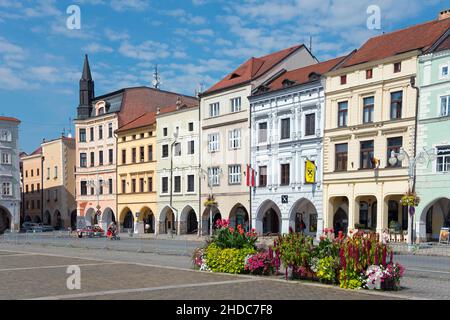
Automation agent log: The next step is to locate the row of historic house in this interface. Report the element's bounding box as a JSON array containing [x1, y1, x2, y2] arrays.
[[65, 12, 450, 242]]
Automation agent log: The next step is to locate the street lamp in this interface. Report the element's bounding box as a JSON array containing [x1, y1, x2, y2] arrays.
[[389, 147, 436, 249], [87, 176, 108, 225]]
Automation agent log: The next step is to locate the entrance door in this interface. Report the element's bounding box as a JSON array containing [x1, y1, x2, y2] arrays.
[[263, 209, 279, 234], [333, 208, 348, 235]]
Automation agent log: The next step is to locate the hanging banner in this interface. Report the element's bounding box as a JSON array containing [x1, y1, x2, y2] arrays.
[[305, 160, 316, 184]]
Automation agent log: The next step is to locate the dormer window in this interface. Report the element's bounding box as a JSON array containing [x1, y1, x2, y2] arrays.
[[308, 72, 320, 81], [98, 107, 105, 115], [95, 101, 109, 116], [229, 73, 240, 79], [255, 85, 269, 94], [282, 79, 295, 87]]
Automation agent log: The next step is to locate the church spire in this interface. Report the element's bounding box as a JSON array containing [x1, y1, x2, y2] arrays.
[[77, 54, 95, 119]]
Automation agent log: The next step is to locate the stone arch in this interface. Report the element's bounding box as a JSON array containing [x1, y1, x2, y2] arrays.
[[288, 198, 318, 236], [159, 206, 175, 234], [70, 210, 77, 230], [180, 205, 198, 235], [229, 203, 249, 230], [85, 208, 97, 227], [43, 210, 51, 225], [420, 197, 450, 241], [0, 206, 11, 234], [32, 215, 41, 223], [255, 200, 281, 235], [24, 215, 32, 223], [102, 207, 116, 230], [120, 207, 134, 231], [201, 206, 221, 236], [54, 210, 62, 229], [140, 207, 155, 234]]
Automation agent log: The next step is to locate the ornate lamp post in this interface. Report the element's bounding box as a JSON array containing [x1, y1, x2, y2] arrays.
[[199, 167, 222, 237], [389, 147, 436, 250]]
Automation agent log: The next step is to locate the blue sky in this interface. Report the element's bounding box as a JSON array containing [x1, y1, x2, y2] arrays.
[[0, 0, 446, 153]]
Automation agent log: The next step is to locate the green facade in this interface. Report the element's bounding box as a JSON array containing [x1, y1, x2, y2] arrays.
[[416, 45, 450, 242]]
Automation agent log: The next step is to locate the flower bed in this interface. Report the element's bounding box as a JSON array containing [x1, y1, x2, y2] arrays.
[[193, 223, 405, 291]]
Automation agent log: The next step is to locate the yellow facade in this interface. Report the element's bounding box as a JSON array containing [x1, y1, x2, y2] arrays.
[[323, 52, 418, 236], [117, 123, 157, 233], [21, 152, 43, 223]]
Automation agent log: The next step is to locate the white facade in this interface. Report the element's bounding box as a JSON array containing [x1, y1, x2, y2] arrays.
[[0, 118, 21, 233], [250, 81, 324, 238]]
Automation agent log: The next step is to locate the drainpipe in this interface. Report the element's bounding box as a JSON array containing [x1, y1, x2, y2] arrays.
[[410, 75, 420, 245], [41, 155, 44, 223]]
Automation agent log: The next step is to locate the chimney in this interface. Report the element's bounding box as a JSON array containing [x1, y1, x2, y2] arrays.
[[438, 9, 450, 20]]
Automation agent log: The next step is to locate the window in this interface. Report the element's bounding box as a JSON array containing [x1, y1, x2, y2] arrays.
[[359, 202, 369, 229], [390, 91, 403, 120], [54, 166, 58, 178], [140, 147, 145, 162], [99, 151, 103, 166], [148, 145, 153, 161], [90, 152, 95, 167], [258, 122, 267, 143], [387, 137, 403, 167], [47, 167, 50, 179], [121, 149, 126, 164], [139, 178, 144, 193], [360, 140, 374, 169], [228, 165, 241, 185], [363, 96, 374, 123], [108, 123, 113, 138], [440, 95, 450, 116], [37, 183, 40, 192], [31, 169, 34, 177], [231, 97, 241, 113], [228, 129, 241, 149], [208, 167, 220, 186], [98, 125, 103, 140], [0, 130, 11, 142], [26, 185, 29, 193], [187, 141, 195, 155], [37, 169, 39, 176], [90, 127, 94, 141], [121, 180, 126, 193], [340, 75, 347, 85], [148, 177, 153, 192], [209, 102, 220, 117], [335, 143, 348, 171], [441, 65, 449, 77], [132, 135, 136, 140], [162, 145, 169, 158], [187, 175, 195, 192], [90, 186, 95, 195], [338, 101, 348, 127], [437, 146, 450, 172], [366, 69, 373, 79], [2, 182, 11, 195], [280, 164, 290, 186], [80, 153, 87, 168], [280, 118, 290, 140], [140, 133, 144, 139], [426, 207, 433, 234], [163, 128, 168, 136], [394, 62, 401, 73], [108, 179, 113, 194], [174, 176, 181, 193], [98, 180, 103, 195], [305, 113, 315, 136], [259, 166, 267, 187], [1, 152, 11, 164], [79, 129, 86, 142], [109, 149, 113, 164], [131, 179, 136, 193], [188, 122, 194, 132], [131, 148, 136, 163], [174, 143, 181, 156], [25, 171, 28, 178], [31, 200, 34, 209], [80, 181, 87, 196], [208, 133, 219, 152], [31, 184, 34, 193], [162, 177, 169, 193]]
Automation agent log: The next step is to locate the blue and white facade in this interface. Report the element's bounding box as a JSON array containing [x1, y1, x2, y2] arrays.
[[249, 79, 325, 238], [0, 117, 21, 233]]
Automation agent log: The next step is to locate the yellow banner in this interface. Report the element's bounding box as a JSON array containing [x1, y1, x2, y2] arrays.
[[305, 160, 315, 184]]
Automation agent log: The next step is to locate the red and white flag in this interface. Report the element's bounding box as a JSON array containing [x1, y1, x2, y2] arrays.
[[246, 164, 256, 187]]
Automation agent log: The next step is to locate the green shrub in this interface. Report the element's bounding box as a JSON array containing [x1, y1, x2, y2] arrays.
[[274, 233, 315, 269], [205, 243, 256, 274], [211, 220, 258, 249], [316, 256, 339, 284]]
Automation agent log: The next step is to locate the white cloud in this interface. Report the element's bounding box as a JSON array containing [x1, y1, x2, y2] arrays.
[[110, 0, 149, 12], [0, 67, 37, 90], [162, 9, 207, 25], [104, 28, 129, 41], [118, 40, 170, 61], [83, 43, 114, 53]]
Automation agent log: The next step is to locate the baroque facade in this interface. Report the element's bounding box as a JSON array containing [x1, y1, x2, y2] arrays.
[[249, 57, 347, 237]]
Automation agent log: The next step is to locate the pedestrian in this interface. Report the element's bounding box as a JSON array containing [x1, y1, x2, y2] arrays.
[[382, 228, 389, 244], [300, 219, 306, 234]]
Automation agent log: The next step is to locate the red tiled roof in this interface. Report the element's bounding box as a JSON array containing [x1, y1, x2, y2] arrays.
[[157, 101, 198, 116], [342, 18, 450, 68], [117, 87, 198, 127], [261, 56, 348, 93], [31, 146, 42, 156], [116, 112, 156, 133], [204, 45, 305, 94], [0, 116, 20, 123]]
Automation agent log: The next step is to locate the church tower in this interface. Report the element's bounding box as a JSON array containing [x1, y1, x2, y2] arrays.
[[77, 54, 95, 119]]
